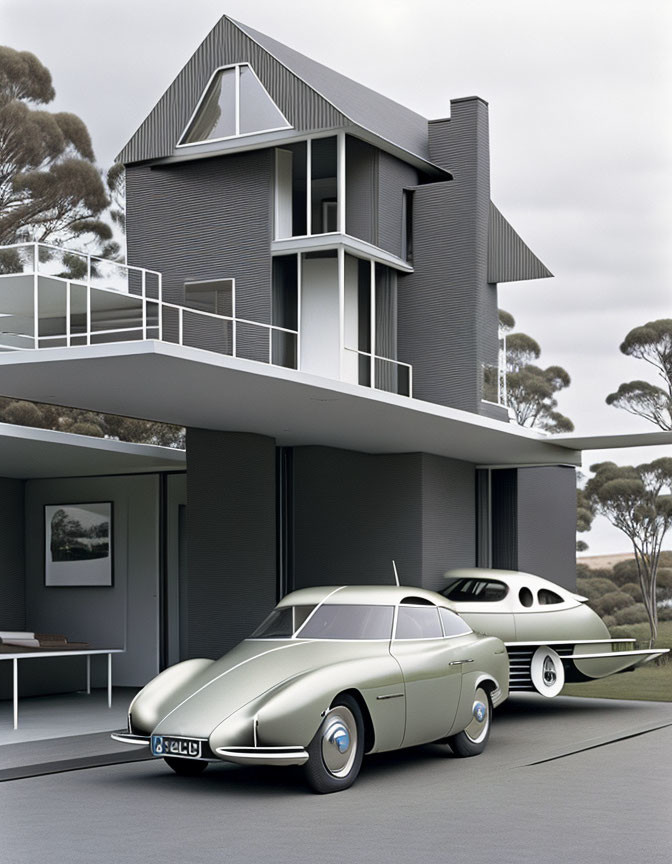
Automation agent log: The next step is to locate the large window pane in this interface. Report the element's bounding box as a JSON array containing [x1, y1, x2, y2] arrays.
[[181, 68, 236, 144], [298, 605, 394, 640], [310, 137, 337, 234], [239, 65, 288, 134]]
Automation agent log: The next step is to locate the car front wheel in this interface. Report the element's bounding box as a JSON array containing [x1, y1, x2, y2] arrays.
[[447, 687, 491, 757], [164, 757, 208, 776], [303, 694, 364, 794]]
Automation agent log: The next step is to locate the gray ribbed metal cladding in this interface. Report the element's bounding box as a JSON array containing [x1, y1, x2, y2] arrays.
[[232, 18, 431, 163], [377, 152, 419, 259], [0, 478, 25, 629], [117, 17, 346, 165], [185, 430, 277, 657], [126, 150, 273, 320], [488, 202, 553, 283], [291, 447, 476, 590], [345, 137, 376, 246], [517, 466, 577, 590], [398, 99, 498, 413]]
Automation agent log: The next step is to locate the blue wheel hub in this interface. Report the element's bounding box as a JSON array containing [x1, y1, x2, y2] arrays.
[[473, 701, 486, 723]]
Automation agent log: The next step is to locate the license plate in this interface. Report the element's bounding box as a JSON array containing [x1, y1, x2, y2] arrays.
[[151, 735, 202, 759]]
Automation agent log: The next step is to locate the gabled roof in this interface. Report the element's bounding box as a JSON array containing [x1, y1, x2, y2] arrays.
[[230, 18, 431, 163], [117, 16, 436, 168]]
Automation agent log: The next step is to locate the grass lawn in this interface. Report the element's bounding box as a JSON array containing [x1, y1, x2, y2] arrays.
[[561, 620, 672, 702]]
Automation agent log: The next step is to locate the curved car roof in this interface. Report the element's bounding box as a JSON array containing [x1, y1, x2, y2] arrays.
[[443, 568, 581, 601], [278, 585, 455, 608]]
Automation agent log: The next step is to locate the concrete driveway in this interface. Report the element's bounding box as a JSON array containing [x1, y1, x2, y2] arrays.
[[1, 694, 670, 864]]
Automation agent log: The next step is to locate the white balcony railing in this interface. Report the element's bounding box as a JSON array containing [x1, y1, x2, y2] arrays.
[[344, 347, 413, 398], [0, 242, 298, 369]]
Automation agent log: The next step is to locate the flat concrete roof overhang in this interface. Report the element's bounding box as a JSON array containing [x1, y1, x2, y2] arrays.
[[0, 422, 186, 479], [0, 342, 584, 467]]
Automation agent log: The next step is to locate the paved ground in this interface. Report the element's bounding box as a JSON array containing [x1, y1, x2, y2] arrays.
[[1, 695, 670, 864]]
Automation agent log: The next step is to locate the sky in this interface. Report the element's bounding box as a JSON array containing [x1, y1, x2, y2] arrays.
[[3, 0, 671, 554]]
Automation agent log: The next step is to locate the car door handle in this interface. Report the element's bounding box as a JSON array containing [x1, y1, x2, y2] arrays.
[[449, 659, 474, 665]]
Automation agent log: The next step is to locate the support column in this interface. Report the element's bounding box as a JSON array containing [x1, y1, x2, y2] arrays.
[[185, 430, 277, 657]]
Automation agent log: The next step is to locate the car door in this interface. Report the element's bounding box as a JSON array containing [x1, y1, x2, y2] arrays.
[[390, 602, 463, 748]]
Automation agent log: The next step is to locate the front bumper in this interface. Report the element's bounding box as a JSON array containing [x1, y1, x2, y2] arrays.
[[214, 746, 309, 767], [111, 732, 308, 767]]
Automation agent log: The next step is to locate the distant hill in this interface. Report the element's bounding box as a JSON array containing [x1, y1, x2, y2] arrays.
[[577, 553, 634, 571]]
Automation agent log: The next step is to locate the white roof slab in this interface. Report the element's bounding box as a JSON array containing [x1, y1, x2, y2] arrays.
[[0, 342, 582, 466], [0, 422, 185, 480]]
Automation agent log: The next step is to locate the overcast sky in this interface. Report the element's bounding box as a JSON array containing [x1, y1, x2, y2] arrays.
[[4, 0, 671, 553]]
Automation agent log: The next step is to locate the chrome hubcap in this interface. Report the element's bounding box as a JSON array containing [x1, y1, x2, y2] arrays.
[[543, 656, 557, 686], [321, 706, 357, 778], [463, 687, 489, 744]]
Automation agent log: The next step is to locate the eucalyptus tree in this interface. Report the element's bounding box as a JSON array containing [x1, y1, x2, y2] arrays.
[[606, 319, 672, 430], [585, 458, 672, 647]]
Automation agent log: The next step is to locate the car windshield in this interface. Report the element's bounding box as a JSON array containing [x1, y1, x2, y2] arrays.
[[442, 578, 508, 603], [296, 604, 395, 640], [249, 605, 316, 638]]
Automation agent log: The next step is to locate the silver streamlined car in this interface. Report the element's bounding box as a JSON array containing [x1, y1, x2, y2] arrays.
[[441, 568, 669, 697], [112, 585, 509, 793]]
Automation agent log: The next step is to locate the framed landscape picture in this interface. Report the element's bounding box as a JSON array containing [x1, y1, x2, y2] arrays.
[[45, 502, 113, 587]]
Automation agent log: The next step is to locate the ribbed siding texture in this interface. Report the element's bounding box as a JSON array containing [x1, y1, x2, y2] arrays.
[[292, 447, 476, 591], [0, 478, 25, 629], [126, 151, 273, 321], [488, 202, 553, 283], [420, 454, 476, 591], [398, 99, 496, 412], [185, 430, 276, 657], [377, 152, 419, 258], [345, 137, 376, 245], [517, 466, 577, 590], [118, 17, 346, 165], [233, 19, 431, 163]]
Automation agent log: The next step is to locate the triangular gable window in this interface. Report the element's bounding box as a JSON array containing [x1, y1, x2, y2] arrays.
[[179, 63, 291, 146]]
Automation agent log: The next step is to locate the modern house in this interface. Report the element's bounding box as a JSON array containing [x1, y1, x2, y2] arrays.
[[2, 16, 668, 697]]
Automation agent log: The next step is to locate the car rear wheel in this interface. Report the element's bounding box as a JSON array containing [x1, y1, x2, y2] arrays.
[[447, 687, 491, 757], [304, 694, 364, 794], [164, 757, 208, 776]]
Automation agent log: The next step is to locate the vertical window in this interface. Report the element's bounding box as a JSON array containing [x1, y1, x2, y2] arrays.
[[310, 137, 338, 234], [402, 190, 414, 262]]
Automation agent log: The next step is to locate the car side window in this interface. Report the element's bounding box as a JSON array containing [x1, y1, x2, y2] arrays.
[[518, 587, 534, 608], [439, 607, 472, 637], [395, 606, 442, 639], [538, 589, 564, 605]]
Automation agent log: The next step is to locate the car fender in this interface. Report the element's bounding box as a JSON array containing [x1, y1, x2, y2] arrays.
[[447, 636, 508, 736], [129, 658, 215, 734], [218, 654, 405, 753]]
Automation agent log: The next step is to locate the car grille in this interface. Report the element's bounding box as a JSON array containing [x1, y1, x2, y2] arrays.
[[507, 645, 574, 691]]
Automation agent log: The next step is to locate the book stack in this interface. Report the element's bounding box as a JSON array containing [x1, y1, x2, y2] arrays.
[[0, 632, 90, 651]]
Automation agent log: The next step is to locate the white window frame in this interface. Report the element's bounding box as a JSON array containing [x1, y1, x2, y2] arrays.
[[177, 63, 292, 148]]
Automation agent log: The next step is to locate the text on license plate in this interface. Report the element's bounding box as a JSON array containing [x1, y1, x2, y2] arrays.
[[151, 736, 202, 758]]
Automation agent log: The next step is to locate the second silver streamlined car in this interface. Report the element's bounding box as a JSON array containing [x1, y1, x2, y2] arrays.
[[441, 568, 668, 697], [112, 585, 509, 793]]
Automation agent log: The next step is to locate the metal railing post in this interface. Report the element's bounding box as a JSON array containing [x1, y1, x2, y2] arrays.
[[158, 273, 163, 341], [179, 307, 184, 345], [66, 281, 71, 347], [33, 242, 39, 349], [86, 283, 91, 345]]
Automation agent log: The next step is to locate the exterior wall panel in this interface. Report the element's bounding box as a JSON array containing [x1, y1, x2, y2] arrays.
[[126, 151, 273, 320], [185, 430, 276, 657], [345, 137, 376, 246], [292, 447, 476, 592], [376, 152, 419, 258], [517, 466, 577, 590]]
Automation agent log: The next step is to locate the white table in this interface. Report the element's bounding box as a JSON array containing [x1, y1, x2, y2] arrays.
[[0, 648, 125, 729]]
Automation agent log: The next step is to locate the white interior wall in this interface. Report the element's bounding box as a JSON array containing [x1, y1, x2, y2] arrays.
[[274, 148, 293, 240], [343, 254, 359, 384]]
